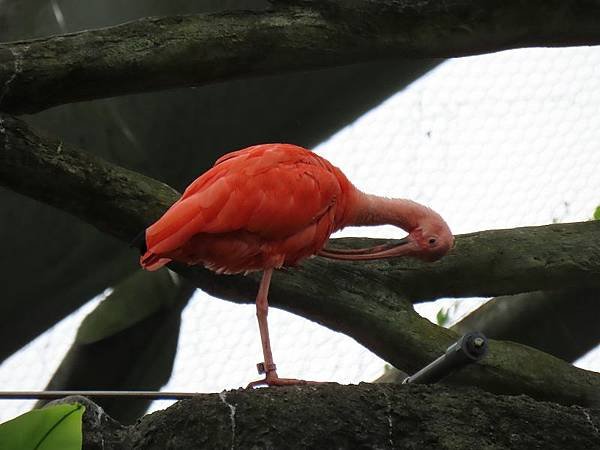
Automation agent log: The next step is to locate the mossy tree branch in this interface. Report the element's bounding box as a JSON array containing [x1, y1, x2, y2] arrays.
[[1, 113, 600, 407], [3, 0, 600, 113], [65, 384, 600, 449], [377, 288, 600, 384], [2, 113, 600, 301], [453, 289, 600, 362]]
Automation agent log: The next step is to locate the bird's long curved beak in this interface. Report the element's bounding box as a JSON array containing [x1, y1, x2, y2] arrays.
[[318, 236, 415, 261]]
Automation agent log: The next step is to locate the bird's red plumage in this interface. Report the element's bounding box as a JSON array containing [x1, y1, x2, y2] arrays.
[[140, 142, 454, 388], [141, 144, 355, 273]]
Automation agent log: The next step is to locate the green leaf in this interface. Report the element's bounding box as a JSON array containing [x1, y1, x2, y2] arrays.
[[0, 403, 85, 450], [436, 307, 450, 327], [593, 206, 600, 221]]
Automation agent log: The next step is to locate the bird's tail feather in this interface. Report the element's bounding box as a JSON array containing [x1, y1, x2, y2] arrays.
[[132, 229, 171, 270], [140, 251, 171, 271]]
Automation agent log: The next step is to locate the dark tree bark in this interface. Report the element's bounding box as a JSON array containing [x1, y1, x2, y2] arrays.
[[2, 113, 600, 408], [376, 289, 600, 384], [453, 289, 600, 362], [51, 384, 600, 449], [3, 0, 600, 113]]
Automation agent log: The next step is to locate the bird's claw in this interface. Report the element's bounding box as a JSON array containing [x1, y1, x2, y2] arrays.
[[246, 375, 319, 389], [246, 364, 320, 388]]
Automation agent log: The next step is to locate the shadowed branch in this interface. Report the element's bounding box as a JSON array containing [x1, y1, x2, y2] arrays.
[[36, 269, 197, 424], [376, 288, 600, 384], [3, 0, 600, 113], [453, 289, 600, 361]]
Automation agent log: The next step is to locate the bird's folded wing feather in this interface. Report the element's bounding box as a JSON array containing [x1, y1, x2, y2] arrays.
[[146, 156, 342, 255]]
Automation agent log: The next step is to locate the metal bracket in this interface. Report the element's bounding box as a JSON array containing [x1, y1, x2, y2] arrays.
[[403, 332, 489, 384]]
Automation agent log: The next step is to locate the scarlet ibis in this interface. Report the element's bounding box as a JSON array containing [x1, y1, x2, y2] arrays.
[[138, 144, 453, 387]]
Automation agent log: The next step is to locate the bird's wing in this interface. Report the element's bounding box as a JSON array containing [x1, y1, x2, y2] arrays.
[[145, 151, 342, 256]]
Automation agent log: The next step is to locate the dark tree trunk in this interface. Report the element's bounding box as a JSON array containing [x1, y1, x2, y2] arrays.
[[53, 384, 600, 449]]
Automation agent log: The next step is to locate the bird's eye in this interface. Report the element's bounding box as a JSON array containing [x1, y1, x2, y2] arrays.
[[428, 238, 437, 245]]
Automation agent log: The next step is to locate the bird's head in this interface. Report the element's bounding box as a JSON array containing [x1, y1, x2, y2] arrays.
[[318, 215, 454, 262], [405, 218, 454, 262], [319, 195, 454, 263]]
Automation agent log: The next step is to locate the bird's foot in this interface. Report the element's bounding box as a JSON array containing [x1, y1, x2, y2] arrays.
[[246, 363, 320, 388], [246, 373, 320, 388]]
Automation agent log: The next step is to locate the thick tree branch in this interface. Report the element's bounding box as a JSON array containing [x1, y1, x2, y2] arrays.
[[2, 113, 600, 407], [2, 114, 600, 300], [2, 0, 600, 113], [0, 114, 179, 240], [453, 289, 600, 362], [58, 384, 600, 449], [376, 289, 600, 384]]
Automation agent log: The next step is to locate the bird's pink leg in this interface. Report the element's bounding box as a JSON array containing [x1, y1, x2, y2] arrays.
[[247, 269, 318, 388]]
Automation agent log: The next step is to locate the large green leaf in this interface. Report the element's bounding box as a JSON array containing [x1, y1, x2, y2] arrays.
[[0, 404, 84, 450]]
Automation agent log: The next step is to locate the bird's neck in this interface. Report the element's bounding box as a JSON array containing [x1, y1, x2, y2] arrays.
[[346, 191, 433, 232]]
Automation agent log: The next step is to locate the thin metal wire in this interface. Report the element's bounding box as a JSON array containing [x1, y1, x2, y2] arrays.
[[0, 391, 202, 400]]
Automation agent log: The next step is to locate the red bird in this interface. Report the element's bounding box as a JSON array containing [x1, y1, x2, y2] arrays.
[[139, 143, 453, 387]]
